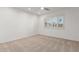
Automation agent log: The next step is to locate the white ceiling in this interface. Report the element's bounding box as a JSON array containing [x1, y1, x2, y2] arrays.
[[15, 7, 65, 15]]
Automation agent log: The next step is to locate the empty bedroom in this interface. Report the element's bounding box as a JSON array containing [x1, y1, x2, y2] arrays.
[[0, 7, 79, 52]]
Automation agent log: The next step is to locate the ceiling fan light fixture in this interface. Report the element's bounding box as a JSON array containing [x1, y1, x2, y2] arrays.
[[41, 7, 44, 10]]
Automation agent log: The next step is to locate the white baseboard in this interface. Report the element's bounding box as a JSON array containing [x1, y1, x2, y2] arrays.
[[38, 33, 79, 42]]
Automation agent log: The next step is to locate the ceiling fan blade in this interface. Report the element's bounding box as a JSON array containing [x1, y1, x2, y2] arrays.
[[44, 8, 50, 11]]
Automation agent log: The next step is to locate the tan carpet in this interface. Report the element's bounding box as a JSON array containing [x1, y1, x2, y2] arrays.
[[0, 34, 79, 52]]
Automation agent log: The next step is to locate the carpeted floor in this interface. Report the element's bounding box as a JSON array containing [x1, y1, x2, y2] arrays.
[[0, 34, 79, 52]]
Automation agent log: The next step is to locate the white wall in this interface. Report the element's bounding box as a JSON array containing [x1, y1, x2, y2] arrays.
[[38, 8, 79, 41], [0, 7, 79, 43], [0, 7, 38, 43]]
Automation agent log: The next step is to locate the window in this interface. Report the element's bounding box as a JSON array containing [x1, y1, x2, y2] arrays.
[[45, 16, 64, 29]]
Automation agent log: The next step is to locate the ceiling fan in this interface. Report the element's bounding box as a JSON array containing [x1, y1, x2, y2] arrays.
[[41, 7, 50, 11], [44, 8, 50, 11]]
